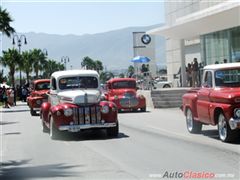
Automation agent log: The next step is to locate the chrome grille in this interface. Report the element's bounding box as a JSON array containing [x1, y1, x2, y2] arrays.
[[73, 106, 101, 125]]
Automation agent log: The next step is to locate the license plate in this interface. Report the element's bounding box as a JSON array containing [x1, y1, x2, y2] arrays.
[[69, 125, 80, 132]]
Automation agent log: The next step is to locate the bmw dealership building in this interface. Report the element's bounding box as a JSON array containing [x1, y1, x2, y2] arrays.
[[148, 0, 240, 87]]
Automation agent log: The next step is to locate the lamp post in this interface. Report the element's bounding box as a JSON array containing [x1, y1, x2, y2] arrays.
[[12, 34, 27, 87], [61, 56, 70, 70]]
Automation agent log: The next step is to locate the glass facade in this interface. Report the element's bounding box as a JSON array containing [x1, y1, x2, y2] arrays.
[[201, 26, 240, 65]]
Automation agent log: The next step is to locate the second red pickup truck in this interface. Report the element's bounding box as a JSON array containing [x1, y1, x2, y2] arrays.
[[182, 63, 240, 142]]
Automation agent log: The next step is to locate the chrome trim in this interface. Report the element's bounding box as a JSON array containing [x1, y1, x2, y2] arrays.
[[58, 122, 117, 132], [229, 118, 240, 130], [33, 108, 41, 111]]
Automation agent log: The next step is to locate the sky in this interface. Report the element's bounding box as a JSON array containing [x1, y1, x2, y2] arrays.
[[2, 0, 165, 35]]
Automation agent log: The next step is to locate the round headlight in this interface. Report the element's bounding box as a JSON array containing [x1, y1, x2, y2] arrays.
[[36, 100, 42, 105], [101, 105, 109, 114], [64, 108, 73, 117], [234, 108, 240, 118]]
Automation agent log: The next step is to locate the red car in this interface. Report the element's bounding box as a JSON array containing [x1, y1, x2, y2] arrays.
[[27, 79, 50, 116], [105, 78, 146, 112], [182, 63, 240, 142]]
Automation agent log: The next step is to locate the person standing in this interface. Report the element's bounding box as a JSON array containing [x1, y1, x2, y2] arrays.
[[186, 63, 192, 87], [192, 58, 199, 87]]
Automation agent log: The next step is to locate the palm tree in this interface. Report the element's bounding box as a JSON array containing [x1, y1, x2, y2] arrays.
[[100, 71, 114, 83], [81, 56, 96, 70], [128, 65, 134, 77], [42, 59, 64, 78], [95, 60, 103, 73], [0, 48, 21, 86], [0, 6, 15, 37], [21, 50, 33, 83], [31, 49, 47, 78]]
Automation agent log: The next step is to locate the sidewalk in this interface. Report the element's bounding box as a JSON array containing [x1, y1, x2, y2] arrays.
[[0, 101, 29, 113]]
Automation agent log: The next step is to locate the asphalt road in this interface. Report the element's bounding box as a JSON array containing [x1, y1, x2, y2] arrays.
[[1, 102, 239, 180]]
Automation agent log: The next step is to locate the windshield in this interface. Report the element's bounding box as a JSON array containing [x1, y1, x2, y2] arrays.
[[59, 76, 98, 90], [112, 81, 136, 89], [215, 69, 240, 87], [35, 82, 50, 90]]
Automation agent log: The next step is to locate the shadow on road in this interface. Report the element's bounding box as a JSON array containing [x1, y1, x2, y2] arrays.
[[118, 110, 151, 114], [4, 132, 21, 136], [0, 109, 29, 113], [0, 121, 19, 125], [0, 159, 81, 180], [201, 129, 240, 144], [54, 130, 129, 142]]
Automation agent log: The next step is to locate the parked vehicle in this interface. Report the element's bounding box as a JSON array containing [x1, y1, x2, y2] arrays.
[[40, 70, 119, 139], [153, 78, 173, 89], [182, 63, 240, 142], [27, 79, 50, 116], [104, 78, 146, 112]]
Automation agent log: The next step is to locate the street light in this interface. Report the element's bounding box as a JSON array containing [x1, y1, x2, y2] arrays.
[[61, 56, 70, 70], [12, 34, 27, 87], [42, 48, 48, 56]]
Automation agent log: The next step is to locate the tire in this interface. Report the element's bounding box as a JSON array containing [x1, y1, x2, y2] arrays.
[[107, 122, 119, 137], [140, 107, 146, 112], [42, 119, 49, 133], [217, 112, 239, 142], [49, 115, 60, 140], [30, 108, 37, 116], [186, 108, 202, 133], [163, 84, 171, 88]]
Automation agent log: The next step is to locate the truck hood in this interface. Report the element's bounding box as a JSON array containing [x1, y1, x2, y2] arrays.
[[211, 87, 240, 103], [58, 90, 101, 104], [111, 89, 136, 97]]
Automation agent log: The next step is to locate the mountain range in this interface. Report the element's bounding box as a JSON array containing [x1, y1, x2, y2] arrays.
[[2, 24, 165, 71]]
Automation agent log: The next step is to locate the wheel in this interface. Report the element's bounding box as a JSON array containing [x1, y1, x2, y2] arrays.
[[140, 107, 146, 112], [42, 119, 49, 133], [217, 112, 239, 142], [163, 84, 171, 88], [186, 108, 202, 133], [49, 115, 60, 140], [107, 122, 119, 137], [30, 108, 37, 116]]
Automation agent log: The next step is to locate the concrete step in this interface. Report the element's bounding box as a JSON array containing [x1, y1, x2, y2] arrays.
[[152, 96, 183, 101], [151, 88, 188, 108], [151, 93, 184, 98], [153, 102, 182, 108]]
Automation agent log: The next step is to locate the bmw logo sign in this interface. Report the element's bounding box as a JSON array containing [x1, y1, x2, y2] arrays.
[[141, 34, 151, 45]]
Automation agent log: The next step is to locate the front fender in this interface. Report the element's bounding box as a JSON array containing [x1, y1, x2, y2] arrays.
[[100, 101, 118, 123], [210, 103, 233, 125], [41, 102, 51, 122]]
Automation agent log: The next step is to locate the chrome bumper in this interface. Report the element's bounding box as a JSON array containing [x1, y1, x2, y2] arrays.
[[59, 122, 117, 132], [229, 118, 240, 130], [33, 108, 41, 111]]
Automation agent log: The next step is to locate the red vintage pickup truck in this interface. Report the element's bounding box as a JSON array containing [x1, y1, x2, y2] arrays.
[[182, 63, 240, 142], [27, 79, 50, 116], [104, 78, 146, 112]]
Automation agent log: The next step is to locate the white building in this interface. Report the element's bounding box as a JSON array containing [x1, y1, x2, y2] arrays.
[[148, 0, 240, 87]]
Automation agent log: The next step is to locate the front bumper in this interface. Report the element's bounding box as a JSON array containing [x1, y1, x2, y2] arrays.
[[229, 118, 240, 130], [59, 122, 117, 132], [33, 108, 41, 111]]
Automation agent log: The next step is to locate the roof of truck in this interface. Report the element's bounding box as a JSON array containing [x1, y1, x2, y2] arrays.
[[51, 70, 99, 79], [204, 63, 240, 70]]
